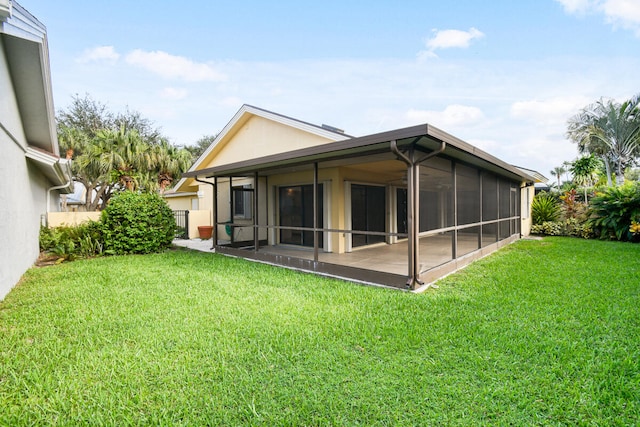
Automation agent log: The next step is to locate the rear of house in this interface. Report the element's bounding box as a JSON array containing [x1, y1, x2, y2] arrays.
[[171, 105, 540, 290], [0, 0, 72, 299]]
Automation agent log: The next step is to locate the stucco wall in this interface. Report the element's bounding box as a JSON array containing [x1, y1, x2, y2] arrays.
[[47, 212, 102, 227], [209, 115, 340, 168], [164, 194, 196, 211], [0, 41, 50, 300]]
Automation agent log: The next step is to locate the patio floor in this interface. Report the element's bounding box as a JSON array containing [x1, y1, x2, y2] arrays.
[[174, 232, 482, 278]]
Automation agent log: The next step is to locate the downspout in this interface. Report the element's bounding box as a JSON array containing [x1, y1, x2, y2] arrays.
[[195, 176, 216, 249], [46, 161, 73, 226], [46, 179, 73, 223], [391, 138, 445, 290]]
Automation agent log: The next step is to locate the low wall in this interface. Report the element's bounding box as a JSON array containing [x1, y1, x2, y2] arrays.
[[187, 210, 212, 239], [48, 209, 216, 240], [48, 212, 101, 227]]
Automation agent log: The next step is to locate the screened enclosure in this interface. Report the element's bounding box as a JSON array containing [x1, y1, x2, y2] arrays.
[[184, 124, 534, 290]]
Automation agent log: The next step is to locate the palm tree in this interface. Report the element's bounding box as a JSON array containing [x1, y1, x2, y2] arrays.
[[550, 166, 566, 188], [73, 129, 121, 210], [567, 94, 640, 186], [570, 155, 601, 204], [152, 139, 192, 194]]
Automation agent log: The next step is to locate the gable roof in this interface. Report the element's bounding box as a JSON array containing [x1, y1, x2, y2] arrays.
[[171, 104, 351, 192], [1, 0, 57, 154], [1, 1, 71, 190]]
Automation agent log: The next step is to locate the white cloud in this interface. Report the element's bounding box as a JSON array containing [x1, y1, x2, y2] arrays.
[[159, 87, 188, 100], [556, 0, 640, 36], [426, 27, 485, 50], [467, 138, 500, 152], [418, 27, 485, 60], [602, 0, 640, 34], [555, 0, 594, 14], [510, 96, 591, 126], [77, 46, 120, 64], [407, 105, 485, 128], [125, 49, 226, 82]]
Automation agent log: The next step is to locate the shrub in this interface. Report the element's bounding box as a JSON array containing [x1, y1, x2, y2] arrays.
[[588, 182, 640, 242], [530, 219, 593, 239], [39, 221, 103, 261], [101, 191, 176, 254], [532, 192, 561, 225]]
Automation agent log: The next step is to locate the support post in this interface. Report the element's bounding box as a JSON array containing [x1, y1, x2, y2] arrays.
[[313, 162, 319, 263], [391, 139, 445, 290], [229, 177, 233, 244], [213, 177, 218, 249], [195, 176, 217, 250], [254, 172, 259, 252]]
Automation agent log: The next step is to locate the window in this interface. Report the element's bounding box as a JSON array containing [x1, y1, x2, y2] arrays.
[[233, 185, 253, 219]]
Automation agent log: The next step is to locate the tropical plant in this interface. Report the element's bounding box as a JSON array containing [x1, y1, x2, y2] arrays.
[[550, 166, 566, 188], [57, 94, 192, 210], [531, 192, 561, 225], [587, 182, 640, 241], [567, 94, 640, 186], [153, 139, 193, 193], [39, 222, 103, 261], [570, 155, 602, 204], [100, 191, 176, 254]]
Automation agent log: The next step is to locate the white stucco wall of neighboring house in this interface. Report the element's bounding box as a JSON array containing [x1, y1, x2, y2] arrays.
[[0, 3, 70, 301], [0, 43, 50, 300]]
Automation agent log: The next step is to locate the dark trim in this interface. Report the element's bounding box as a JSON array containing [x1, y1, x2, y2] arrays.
[[215, 246, 408, 289], [182, 123, 537, 184]]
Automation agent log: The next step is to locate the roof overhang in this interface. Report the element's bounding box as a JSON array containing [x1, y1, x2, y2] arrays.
[[1, 1, 59, 154], [0, 0, 11, 20], [25, 146, 73, 192], [183, 123, 538, 184]]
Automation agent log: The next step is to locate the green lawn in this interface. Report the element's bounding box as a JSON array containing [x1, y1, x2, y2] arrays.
[[1, 237, 638, 425]]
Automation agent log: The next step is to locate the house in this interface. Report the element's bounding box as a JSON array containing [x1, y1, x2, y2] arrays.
[[0, 0, 73, 300], [171, 104, 542, 290]]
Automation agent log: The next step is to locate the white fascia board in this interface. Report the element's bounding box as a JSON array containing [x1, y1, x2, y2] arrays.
[[0, 0, 11, 21], [25, 147, 73, 191], [183, 105, 349, 174], [162, 191, 198, 198], [0, 1, 46, 42], [172, 104, 351, 191], [1, 1, 58, 155]]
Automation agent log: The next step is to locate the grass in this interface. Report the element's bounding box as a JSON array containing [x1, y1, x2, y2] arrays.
[[0, 237, 638, 425]]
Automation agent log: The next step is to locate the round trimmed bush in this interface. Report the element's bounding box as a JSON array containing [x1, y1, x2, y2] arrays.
[[101, 191, 176, 254]]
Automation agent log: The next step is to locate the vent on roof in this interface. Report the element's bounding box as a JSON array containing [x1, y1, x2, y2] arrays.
[[321, 124, 344, 134]]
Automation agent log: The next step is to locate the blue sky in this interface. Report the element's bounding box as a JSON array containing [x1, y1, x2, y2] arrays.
[[22, 0, 640, 179]]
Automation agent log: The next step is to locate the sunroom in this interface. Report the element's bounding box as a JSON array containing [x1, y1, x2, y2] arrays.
[[183, 123, 537, 290]]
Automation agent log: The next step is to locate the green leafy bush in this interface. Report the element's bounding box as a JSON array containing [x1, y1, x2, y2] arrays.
[[530, 218, 593, 239], [39, 221, 103, 261], [101, 191, 176, 254], [532, 192, 562, 225], [587, 183, 640, 242]]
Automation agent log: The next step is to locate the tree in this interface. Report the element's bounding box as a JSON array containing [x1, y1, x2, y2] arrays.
[[567, 94, 640, 186], [154, 139, 193, 193], [185, 134, 217, 160], [57, 94, 192, 210], [550, 165, 566, 188], [570, 155, 602, 204]]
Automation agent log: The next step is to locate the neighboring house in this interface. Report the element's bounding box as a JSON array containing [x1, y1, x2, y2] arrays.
[[172, 104, 543, 290], [0, 0, 73, 300]]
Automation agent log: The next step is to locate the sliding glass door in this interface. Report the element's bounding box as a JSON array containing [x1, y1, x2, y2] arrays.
[[279, 184, 323, 247], [351, 184, 385, 248]]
